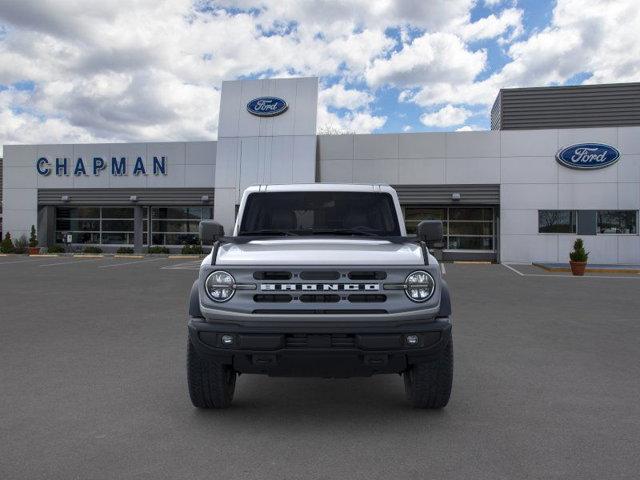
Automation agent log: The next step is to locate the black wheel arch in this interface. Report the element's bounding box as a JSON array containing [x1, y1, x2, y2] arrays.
[[438, 279, 452, 317], [189, 280, 203, 318]]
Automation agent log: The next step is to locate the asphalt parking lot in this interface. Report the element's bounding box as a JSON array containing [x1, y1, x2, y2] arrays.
[[1, 256, 640, 479]]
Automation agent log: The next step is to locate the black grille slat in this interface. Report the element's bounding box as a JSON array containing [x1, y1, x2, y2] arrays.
[[299, 294, 340, 303], [348, 294, 387, 303], [300, 271, 340, 280], [348, 271, 387, 280], [253, 271, 292, 280], [253, 294, 292, 303]]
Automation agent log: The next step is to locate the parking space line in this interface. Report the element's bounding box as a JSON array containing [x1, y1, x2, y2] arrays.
[[502, 263, 525, 276], [161, 261, 201, 270], [38, 258, 103, 267], [98, 257, 166, 268], [0, 257, 55, 266]]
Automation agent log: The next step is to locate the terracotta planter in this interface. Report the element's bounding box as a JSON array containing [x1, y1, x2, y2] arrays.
[[569, 260, 587, 276], [28, 246, 40, 255]]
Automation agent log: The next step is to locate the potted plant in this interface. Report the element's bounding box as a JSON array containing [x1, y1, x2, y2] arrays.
[[28, 225, 40, 254], [569, 238, 589, 276], [1, 232, 15, 254]]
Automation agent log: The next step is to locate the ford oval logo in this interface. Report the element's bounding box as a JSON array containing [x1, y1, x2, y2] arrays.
[[556, 143, 620, 170], [246, 97, 288, 117]]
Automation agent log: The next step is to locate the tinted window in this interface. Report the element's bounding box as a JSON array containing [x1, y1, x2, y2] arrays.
[[538, 210, 576, 233], [597, 210, 637, 234], [239, 192, 401, 236]]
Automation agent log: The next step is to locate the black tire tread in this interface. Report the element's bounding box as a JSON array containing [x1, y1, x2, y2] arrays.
[[187, 339, 236, 408], [404, 339, 453, 409]]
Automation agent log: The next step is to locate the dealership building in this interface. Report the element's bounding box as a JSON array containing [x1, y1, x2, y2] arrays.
[[1, 78, 639, 263]]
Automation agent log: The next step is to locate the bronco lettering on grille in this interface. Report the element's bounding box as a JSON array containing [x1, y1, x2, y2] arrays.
[[261, 283, 379, 291]]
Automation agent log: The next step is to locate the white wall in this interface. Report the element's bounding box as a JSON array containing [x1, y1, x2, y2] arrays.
[[2, 141, 216, 240], [214, 77, 318, 232], [318, 127, 640, 264]]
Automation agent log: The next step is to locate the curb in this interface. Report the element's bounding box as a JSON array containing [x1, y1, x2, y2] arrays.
[[533, 263, 640, 275], [453, 261, 492, 265]]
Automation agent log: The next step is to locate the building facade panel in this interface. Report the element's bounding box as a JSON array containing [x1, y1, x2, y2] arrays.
[[2, 77, 639, 263], [500, 129, 559, 157]]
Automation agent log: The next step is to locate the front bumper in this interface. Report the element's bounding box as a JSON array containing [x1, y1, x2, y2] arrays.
[[188, 316, 452, 377]]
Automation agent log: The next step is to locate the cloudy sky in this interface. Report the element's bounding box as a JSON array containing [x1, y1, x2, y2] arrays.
[[0, 0, 638, 153]]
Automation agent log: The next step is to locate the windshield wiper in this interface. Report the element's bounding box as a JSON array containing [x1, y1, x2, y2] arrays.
[[238, 229, 299, 236]]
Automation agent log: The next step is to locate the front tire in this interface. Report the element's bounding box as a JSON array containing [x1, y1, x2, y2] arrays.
[[404, 339, 453, 409], [187, 339, 236, 408]]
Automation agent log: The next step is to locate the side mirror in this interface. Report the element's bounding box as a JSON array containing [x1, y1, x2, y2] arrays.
[[199, 221, 225, 245], [417, 220, 443, 244]]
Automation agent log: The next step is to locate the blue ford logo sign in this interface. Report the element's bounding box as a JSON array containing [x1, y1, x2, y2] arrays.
[[556, 143, 620, 170], [247, 97, 288, 117]]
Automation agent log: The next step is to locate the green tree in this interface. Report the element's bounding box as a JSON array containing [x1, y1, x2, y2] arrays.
[[1, 232, 15, 253], [29, 225, 38, 248]]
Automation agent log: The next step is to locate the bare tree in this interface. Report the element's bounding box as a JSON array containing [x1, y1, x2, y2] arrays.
[[317, 123, 355, 135]]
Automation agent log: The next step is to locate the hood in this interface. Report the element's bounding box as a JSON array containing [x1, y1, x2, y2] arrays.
[[213, 238, 424, 266]]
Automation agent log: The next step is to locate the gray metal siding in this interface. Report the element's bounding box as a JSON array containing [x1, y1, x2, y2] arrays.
[[392, 184, 499, 205], [492, 82, 640, 130], [38, 188, 215, 206]]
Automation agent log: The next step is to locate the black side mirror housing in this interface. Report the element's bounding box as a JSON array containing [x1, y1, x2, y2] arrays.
[[416, 220, 443, 244], [199, 221, 225, 245]]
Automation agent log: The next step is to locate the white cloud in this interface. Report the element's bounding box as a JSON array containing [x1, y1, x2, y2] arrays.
[[403, 0, 640, 110], [0, 0, 638, 148], [317, 106, 386, 134], [402, 125, 413, 132], [366, 32, 486, 88], [319, 84, 373, 110], [420, 105, 472, 127], [456, 125, 484, 131], [459, 7, 523, 42]]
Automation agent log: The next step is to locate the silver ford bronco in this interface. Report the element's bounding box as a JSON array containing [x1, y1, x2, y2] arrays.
[[187, 184, 453, 408]]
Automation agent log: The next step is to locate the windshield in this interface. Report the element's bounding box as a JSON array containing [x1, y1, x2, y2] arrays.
[[238, 191, 401, 237]]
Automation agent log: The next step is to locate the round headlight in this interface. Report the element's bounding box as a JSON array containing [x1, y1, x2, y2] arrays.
[[205, 270, 235, 302], [405, 270, 435, 302]]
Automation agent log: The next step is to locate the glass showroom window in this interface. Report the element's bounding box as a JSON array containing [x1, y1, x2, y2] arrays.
[[597, 210, 638, 234], [55, 207, 139, 244], [538, 210, 577, 233], [403, 206, 494, 250], [56, 207, 100, 244], [150, 206, 214, 245]]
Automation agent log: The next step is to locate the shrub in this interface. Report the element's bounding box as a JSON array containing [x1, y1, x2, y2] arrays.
[[116, 247, 135, 254], [14, 235, 29, 254], [181, 243, 203, 255], [0, 233, 15, 253], [29, 225, 38, 248], [569, 238, 589, 262], [47, 244, 65, 254], [148, 246, 170, 254], [83, 246, 103, 254]]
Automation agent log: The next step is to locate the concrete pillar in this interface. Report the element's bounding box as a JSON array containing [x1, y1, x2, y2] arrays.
[[37, 206, 56, 247], [133, 206, 144, 253]]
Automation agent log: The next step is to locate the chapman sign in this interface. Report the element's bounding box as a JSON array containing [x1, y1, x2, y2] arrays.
[[36, 156, 168, 177], [556, 143, 620, 170], [246, 97, 288, 117]]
